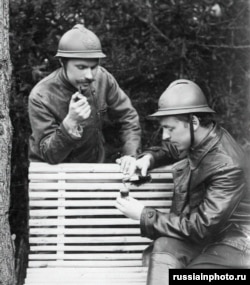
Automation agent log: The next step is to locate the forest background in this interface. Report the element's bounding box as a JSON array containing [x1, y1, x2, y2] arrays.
[[8, 0, 250, 283]]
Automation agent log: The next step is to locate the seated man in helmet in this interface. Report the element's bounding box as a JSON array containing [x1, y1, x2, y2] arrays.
[[28, 24, 141, 167], [116, 79, 250, 284]]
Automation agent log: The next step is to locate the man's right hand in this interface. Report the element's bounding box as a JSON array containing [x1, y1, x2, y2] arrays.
[[134, 154, 152, 177], [66, 92, 91, 124], [62, 92, 91, 138], [116, 153, 153, 180]]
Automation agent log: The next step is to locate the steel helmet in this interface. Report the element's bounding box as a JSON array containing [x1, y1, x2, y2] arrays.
[[55, 24, 106, 59], [150, 79, 215, 117]]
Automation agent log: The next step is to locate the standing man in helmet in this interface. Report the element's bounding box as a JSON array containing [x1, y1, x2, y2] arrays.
[[116, 79, 250, 284], [28, 24, 141, 166]]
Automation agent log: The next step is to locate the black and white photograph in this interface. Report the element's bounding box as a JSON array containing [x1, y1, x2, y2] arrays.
[[0, 1, 250, 284]]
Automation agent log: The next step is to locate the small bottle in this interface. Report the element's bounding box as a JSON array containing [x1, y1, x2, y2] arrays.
[[120, 182, 129, 198]]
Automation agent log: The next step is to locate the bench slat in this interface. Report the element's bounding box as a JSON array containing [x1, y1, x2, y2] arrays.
[[29, 218, 138, 226], [29, 182, 174, 190], [29, 162, 173, 173], [28, 260, 146, 267], [29, 200, 172, 207], [29, 208, 169, 217], [25, 270, 147, 280], [26, 266, 148, 273], [29, 236, 150, 244], [30, 245, 148, 252], [26, 272, 147, 279], [29, 190, 173, 198], [29, 172, 173, 181], [24, 266, 148, 285], [29, 227, 141, 235], [25, 278, 146, 285], [26, 276, 146, 285], [29, 253, 143, 260]]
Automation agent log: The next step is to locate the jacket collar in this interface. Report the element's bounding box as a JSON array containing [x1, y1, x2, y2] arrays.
[[57, 68, 77, 93], [188, 123, 222, 170]]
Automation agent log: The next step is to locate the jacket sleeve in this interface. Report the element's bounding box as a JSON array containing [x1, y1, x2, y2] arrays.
[[105, 74, 141, 157], [29, 93, 80, 164], [141, 142, 183, 168], [140, 164, 245, 243]]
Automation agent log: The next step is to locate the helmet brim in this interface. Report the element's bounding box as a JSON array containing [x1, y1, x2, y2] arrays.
[[148, 106, 215, 118], [55, 50, 106, 59]]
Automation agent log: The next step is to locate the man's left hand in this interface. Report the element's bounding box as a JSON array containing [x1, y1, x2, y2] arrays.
[[115, 196, 144, 220], [116, 155, 136, 177]]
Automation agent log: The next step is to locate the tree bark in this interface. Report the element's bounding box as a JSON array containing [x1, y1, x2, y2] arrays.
[[0, 0, 15, 284]]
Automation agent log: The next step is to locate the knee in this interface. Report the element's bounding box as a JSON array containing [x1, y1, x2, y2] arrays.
[[152, 237, 171, 253]]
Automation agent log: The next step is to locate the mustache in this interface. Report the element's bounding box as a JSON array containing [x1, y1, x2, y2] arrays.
[[76, 79, 94, 84]]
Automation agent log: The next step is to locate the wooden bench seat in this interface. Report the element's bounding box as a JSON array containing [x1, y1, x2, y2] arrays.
[[24, 162, 174, 285]]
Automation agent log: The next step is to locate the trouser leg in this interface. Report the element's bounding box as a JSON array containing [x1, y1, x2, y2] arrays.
[[188, 243, 250, 269], [146, 252, 183, 285], [146, 237, 201, 285]]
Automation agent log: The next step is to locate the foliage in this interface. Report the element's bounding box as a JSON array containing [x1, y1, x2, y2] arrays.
[[9, 0, 250, 283]]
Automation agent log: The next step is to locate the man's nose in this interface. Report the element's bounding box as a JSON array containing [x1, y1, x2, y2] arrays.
[[162, 129, 170, 141], [84, 67, 94, 81]]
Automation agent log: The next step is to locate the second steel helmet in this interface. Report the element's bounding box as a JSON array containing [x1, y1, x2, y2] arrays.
[[55, 24, 106, 59], [150, 79, 215, 117]]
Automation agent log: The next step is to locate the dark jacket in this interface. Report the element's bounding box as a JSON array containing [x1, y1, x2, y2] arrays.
[[141, 124, 250, 251], [28, 66, 141, 163]]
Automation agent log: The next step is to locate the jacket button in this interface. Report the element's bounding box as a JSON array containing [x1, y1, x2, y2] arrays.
[[148, 211, 154, 218]]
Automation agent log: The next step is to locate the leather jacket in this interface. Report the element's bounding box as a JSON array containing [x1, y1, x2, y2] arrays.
[[141, 124, 250, 251], [28, 66, 141, 163]]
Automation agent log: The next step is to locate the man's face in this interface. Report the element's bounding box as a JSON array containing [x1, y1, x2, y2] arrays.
[[65, 58, 99, 92], [160, 116, 191, 152]]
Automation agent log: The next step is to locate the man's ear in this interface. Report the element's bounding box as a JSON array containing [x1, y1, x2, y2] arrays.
[[192, 115, 200, 131]]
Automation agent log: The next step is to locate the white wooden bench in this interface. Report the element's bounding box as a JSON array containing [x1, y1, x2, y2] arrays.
[[24, 162, 174, 285]]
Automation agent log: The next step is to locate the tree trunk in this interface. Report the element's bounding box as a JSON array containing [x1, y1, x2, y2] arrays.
[[0, 0, 15, 284]]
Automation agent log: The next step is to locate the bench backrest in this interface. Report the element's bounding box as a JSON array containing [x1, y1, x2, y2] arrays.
[[28, 162, 174, 268]]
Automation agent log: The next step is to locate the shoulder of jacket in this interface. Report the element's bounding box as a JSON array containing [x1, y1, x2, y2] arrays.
[[30, 69, 60, 101], [205, 144, 243, 172], [97, 66, 116, 81]]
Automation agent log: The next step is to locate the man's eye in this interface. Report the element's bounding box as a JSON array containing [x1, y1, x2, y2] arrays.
[[76, 65, 87, 70]]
